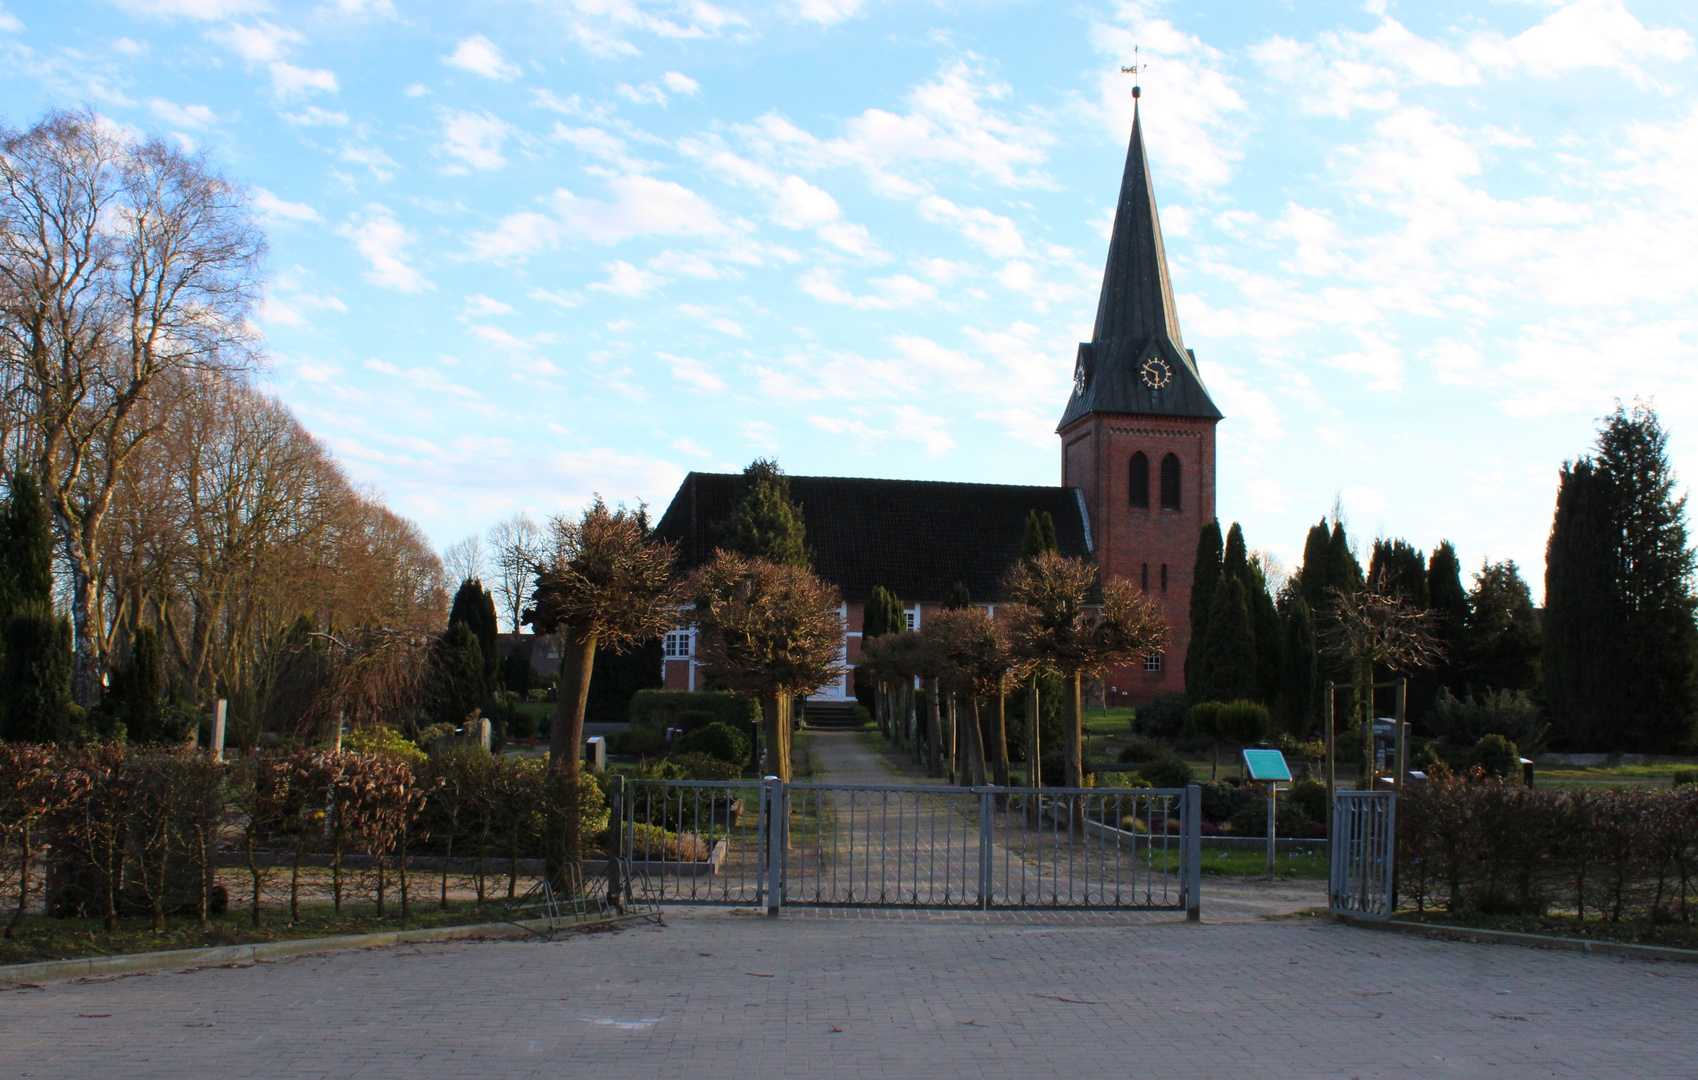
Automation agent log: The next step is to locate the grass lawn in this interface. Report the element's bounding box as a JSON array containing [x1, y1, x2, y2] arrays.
[[0, 900, 526, 968], [1533, 761, 1694, 790], [1186, 847, 1330, 880]]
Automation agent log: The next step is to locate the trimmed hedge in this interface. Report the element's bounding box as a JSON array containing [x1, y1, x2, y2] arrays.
[[627, 690, 760, 732]]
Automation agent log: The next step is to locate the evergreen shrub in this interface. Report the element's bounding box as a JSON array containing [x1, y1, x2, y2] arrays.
[[1134, 692, 1189, 738], [1472, 734, 1520, 778], [671, 722, 750, 766], [1138, 757, 1194, 789], [1286, 778, 1328, 824]]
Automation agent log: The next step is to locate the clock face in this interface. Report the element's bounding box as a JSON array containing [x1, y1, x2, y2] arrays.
[[1073, 365, 1087, 396], [1140, 356, 1173, 389]]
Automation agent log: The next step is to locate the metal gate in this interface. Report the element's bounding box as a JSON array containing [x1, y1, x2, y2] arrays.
[[1329, 790, 1395, 920], [612, 778, 1202, 918]]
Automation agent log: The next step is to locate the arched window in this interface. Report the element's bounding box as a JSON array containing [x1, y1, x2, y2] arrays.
[[1161, 563, 1169, 592], [1160, 453, 1181, 510], [1140, 563, 1149, 591], [1129, 452, 1149, 509]]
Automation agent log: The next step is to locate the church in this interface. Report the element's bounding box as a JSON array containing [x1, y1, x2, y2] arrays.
[[653, 98, 1223, 707]]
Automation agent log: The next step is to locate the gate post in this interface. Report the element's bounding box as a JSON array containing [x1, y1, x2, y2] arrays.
[[978, 788, 993, 910], [1184, 783, 1202, 922], [608, 775, 626, 912], [764, 777, 784, 917]]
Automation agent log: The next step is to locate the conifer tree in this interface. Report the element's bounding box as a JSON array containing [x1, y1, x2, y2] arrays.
[[115, 624, 166, 743], [1326, 521, 1363, 595], [944, 581, 972, 610], [1546, 404, 1698, 751], [1464, 560, 1542, 696], [864, 586, 904, 639], [0, 470, 54, 616], [1427, 541, 1469, 690], [1185, 520, 1223, 701], [448, 577, 500, 690], [1019, 510, 1058, 562], [1281, 594, 1318, 735], [0, 609, 72, 743], [1244, 556, 1284, 705], [1221, 523, 1247, 585], [714, 459, 808, 567], [1368, 539, 1427, 605], [1198, 578, 1257, 704], [1297, 520, 1332, 611], [434, 621, 484, 728]]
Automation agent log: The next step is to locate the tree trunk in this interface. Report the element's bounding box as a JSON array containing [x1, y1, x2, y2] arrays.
[[944, 693, 957, 784], [924, 678, 944, 778], [990, 686, 1010, 788], [761, 690, 793, 781], [1062, 673, 1084, 834], [961, 698, 987, 786], [547, 626, 597, 886]]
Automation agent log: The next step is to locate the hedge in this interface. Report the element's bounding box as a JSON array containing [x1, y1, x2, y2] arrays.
[[1399, 771, 1698, 924], [626, 690, 761, 732]]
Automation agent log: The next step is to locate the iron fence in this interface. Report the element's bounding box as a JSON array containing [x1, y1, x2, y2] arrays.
[[618, 777, 1202, 917]]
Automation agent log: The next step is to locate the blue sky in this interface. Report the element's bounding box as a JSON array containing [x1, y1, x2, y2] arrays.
[[3, 0, 1696, 596]]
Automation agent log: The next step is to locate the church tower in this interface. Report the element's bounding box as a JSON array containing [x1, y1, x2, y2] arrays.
[[1059, 97, 1221, 704]]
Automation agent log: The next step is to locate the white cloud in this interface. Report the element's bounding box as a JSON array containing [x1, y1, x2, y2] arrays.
[[442, 35, 521, 80], [270, 62, 338, 99], [468, 173, 729, 259], [529, 287, 583, 309], [0, 6, 23, 32], [148, 98, 219, 129], [769, 176, 840, 230], [798, 268, 937, 309], [439, 110, 511, 173], [338, 205, 432, 293], [553, 0, 749, 60], [708, 317, 746, 338], [208, 20, 301, 63], [793, 0, 862, 26], [340, 142, 398, 181], [281, 106, 348, 126], [109, 0, 266, 18], [662, 71, 700, 95], [589, 260, 664, 297], [665, 353, 727, 391], [465, 294, 514, 316], [252, 187, 319, 223], [917, 196, 1026, 258]]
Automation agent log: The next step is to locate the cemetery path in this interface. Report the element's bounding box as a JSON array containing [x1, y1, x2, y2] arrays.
[[6, 908, 1694, 1080]]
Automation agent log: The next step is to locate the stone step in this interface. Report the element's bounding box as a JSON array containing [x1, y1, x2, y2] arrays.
[[803, 701, 863, 729]]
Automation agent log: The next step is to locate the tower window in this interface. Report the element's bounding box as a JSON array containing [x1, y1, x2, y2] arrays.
[[1141, 563, 1149, 591], [1129, 452, 1149, 509], [1161, 564, 1168, 591], [1160, 453, 1181, 510]]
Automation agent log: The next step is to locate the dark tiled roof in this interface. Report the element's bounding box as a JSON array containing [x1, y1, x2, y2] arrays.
[[653, 473, 1093, 603], [1058, 103, 1221, 430]]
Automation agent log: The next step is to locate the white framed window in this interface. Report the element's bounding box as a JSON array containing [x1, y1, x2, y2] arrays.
[[1144, 651, 1162, 672], [904, 606, 919, 632], [664, 630, 694, 658]]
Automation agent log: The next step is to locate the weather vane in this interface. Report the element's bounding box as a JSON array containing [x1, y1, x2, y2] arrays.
[[1121, 46, 1145, 99]]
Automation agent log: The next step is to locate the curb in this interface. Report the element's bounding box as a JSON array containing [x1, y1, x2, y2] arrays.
[[0, 914, 619, 987], [1337, 913, 1698, 964]]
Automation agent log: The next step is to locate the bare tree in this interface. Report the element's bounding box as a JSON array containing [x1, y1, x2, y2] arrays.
[[442, 534, 485, 588], [1002, 552, 1168, 790], [685, 552, 844, 782], [0, 110, 263, 702], [486, 512, 542, 632]]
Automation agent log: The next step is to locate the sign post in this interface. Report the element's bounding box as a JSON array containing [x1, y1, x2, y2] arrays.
[[1242, 749, 1293, 881]]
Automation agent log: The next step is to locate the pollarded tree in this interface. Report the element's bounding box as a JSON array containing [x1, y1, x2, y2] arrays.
[[1319, 581, 1443, 778], [860, 586, 905, 736], [714, 458, 809, 567], [527, 498, 680, 868], [922, 606, 1012, 786], [686, 552, 845, 781], [1002, 551, 1167, 790]]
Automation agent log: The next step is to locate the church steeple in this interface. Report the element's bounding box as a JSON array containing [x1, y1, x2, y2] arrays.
[[1058, 101, 1220, 431]]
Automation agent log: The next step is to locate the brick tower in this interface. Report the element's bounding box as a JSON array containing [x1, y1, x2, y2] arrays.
[[1058, 99, 1221, 704]]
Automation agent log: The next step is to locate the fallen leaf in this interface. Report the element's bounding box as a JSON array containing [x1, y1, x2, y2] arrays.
[[1034, 994, 1098, 1005], [745, 972, 776, 978], [830, 1026, 843, 1032]]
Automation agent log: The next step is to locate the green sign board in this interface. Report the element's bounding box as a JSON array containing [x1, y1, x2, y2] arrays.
[[1241, 749, 1292, 782]]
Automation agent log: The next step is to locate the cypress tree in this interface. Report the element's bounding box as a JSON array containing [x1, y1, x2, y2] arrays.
[[435, 621, 485, 728], [1281, 594, 1318, 736], [117, 624, 166, 743], [1427, 541, 1468, 682], [1, 607, 72, 743], [1326, 521, 1363, 596], [1597, 404, 1698, 750], [1297, 519, 1332, 611], [1244, 556, 1284, 706], [0, 470, 54, 615], [1544, 460, 1615, 749], [1221, 523, 1248, 586], [1198, 578, 1257, 704], [449, 577, 500, 689], [1185, 520, 1223, 702], [714, 458, 809, 567], [1019, 510, 1059, 562], [1464, 560, 1542, 696], [944, 581, 971, 610], [1368, 538, 1426, 604]]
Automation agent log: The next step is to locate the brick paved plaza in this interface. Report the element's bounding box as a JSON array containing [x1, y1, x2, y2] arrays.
[[4, 905, 1696, 1080]]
